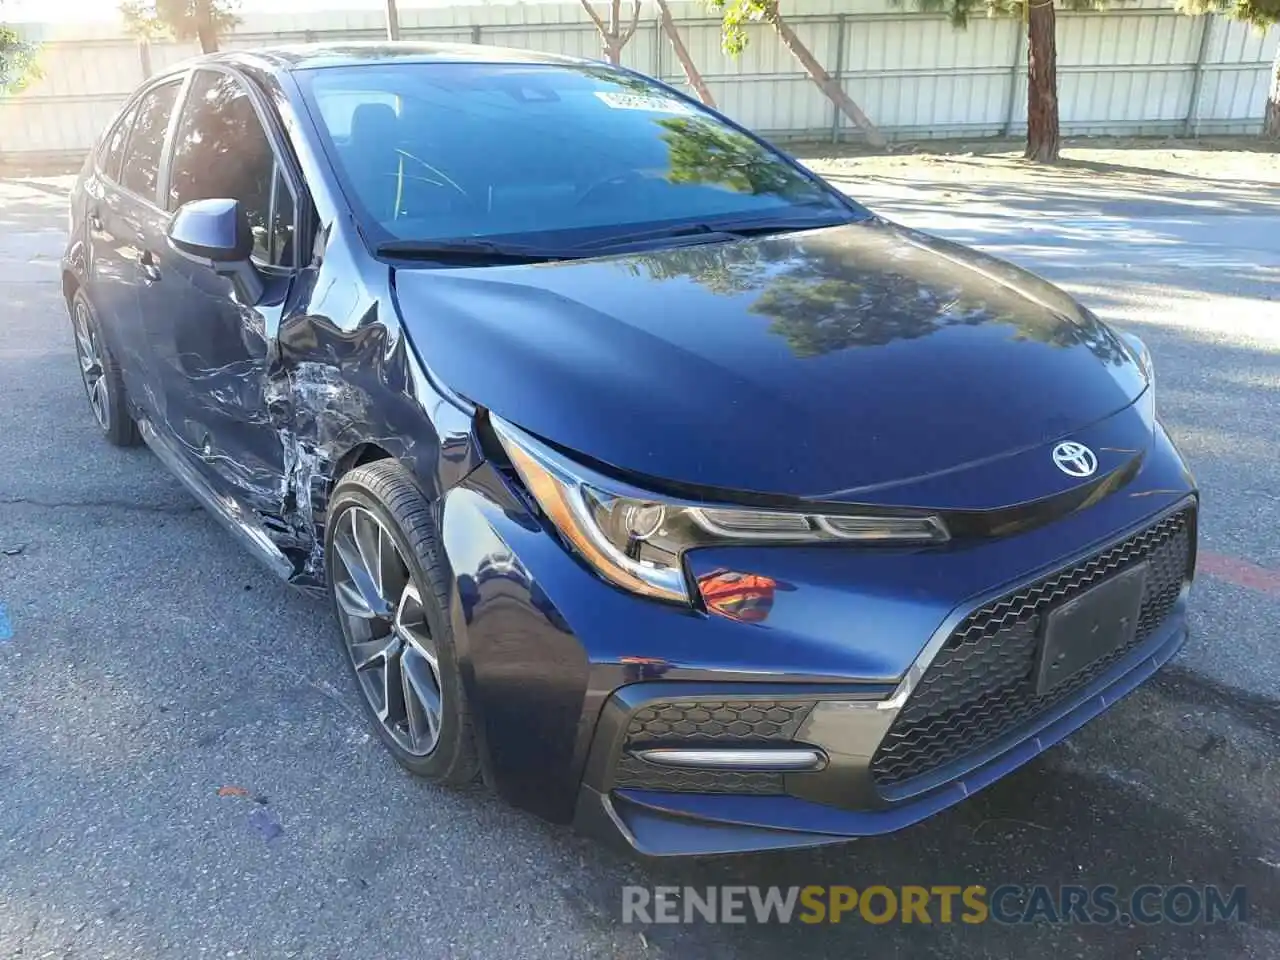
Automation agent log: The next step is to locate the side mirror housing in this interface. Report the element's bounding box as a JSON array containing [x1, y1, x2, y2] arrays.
[[167, 198, 264, 305]]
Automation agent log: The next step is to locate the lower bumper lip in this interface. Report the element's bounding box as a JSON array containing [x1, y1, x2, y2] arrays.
[[633, 748, 827, 772]]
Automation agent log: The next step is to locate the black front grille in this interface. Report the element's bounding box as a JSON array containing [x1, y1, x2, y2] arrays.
[[612, 699, 816, 794], [871, 506, 1194, 789]]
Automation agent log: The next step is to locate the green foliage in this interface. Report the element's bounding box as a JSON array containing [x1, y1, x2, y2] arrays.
[[705, 0, 774, 56], [658, 117, 808, 195], [897, 0, 1113, 29], [708, 0, 1117, 56], [0, 21, 40, 94], [119, 0, 240, 44], [1174, 0, 1279, 27]]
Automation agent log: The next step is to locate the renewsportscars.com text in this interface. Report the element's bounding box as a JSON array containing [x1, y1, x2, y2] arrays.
[[621, 884, 1248, 926]]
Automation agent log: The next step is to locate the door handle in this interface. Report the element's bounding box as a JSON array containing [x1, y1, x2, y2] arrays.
[[139, 249, 162, 283], [88, 208, 103, 231]]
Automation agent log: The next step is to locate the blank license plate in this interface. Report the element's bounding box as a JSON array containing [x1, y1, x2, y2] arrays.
[[1035, 562, 1148, 694]]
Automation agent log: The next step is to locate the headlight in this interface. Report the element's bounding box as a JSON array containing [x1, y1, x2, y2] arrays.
[[1119, 330, 1155, 388], [491, 416, 948, 606]]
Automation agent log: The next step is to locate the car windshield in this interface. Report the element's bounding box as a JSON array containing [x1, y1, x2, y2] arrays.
[[297, 61, 863, 252]]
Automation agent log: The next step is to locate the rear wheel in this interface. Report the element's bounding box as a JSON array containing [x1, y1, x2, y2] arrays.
[[70, 288, 139, 447], [325, 460, 480, 784]]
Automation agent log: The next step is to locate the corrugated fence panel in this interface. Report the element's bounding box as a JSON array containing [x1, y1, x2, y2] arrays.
[[656, 18, 832, 134], [1055, 12, 1200, 134], [2, 1, 1277, 164], [0, 39, 146, 153], [1195, 18, 1277, 132], [399, 27, 486, 43], [484, 23, 604, 59], [841, 15, 1015, 137], [148, 42, 203, 71]]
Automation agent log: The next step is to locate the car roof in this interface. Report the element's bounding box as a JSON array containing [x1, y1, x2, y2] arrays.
[[202, 41, 592, 73]]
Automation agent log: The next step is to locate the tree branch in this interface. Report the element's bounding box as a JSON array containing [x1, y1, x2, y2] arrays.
[[620, 0, 644, 44], [578, 0, 608, 35]]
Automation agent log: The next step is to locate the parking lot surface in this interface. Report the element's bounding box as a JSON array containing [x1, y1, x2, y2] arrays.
[[2, 160, 1279, 959]]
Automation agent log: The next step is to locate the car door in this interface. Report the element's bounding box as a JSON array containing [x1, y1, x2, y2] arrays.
[[85, 81, 181, 403], [138, 66, 302, 516]]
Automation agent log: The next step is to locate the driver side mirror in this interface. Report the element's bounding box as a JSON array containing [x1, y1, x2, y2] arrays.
[[167, 198, 264, 305]]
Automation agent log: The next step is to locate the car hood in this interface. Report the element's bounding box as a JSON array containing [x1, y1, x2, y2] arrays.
[[393, 218, 1148, 506]]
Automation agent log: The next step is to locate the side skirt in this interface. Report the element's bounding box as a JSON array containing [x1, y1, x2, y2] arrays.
[[137, 415, 299, 583]]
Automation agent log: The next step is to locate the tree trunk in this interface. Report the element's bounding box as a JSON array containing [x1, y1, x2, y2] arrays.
[[192, 0, 218, 53], [194, 21, 218, 53], [1024, 0, 1060, 163], [605, 0, 622, 63], [580, 0, 638, 65], [768, 11, 885, 149], [385, 0, 401, 41], [137, 37, 153, 79], [1264, 46, 1280, 140], [657, 0, 715, 107]]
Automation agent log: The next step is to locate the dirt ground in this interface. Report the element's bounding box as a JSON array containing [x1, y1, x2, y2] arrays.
[[792, 135, 1280, 190]]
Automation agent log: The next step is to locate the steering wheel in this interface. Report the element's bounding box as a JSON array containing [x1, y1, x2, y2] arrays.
[[574, 169, 649, 208]]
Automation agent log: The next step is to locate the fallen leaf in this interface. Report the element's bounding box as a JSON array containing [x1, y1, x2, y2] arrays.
[[217, 785, 250, 798]]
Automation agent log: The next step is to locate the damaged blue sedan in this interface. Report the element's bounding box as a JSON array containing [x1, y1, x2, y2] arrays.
[[63, 43, 1198, 856]]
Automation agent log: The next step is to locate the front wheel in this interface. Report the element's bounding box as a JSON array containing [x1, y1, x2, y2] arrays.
[[325, 460, 481, 785], [69, 288, 139, 447]]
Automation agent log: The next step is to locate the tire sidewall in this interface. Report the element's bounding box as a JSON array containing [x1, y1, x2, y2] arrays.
[[325, 478, 470, 781], [71, 288, 138, 446], [71, 289, 114, 433]]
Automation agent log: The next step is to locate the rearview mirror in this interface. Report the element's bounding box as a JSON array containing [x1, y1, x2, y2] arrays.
[[167, 198, 263, 305]]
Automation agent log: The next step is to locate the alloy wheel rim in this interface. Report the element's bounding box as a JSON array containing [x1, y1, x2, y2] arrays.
[[331, 505, 445, 757], [73, 301, 109, 429]]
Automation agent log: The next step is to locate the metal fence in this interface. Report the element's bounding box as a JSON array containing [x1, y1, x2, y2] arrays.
[[2, 0, 1277, 166]]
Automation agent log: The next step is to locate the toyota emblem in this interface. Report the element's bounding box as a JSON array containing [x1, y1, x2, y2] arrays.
[[1052, 441, 1098, 478]]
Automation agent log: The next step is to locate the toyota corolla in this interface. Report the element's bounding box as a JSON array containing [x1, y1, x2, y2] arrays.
[[62, 43, 1197, 856]]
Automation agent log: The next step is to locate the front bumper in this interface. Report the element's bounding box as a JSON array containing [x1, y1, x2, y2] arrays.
[[439, 418, 1197, 854], [569, 495, 1195, 855], [573, 602, 1188, 856]]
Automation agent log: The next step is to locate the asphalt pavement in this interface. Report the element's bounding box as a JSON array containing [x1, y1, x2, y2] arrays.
[[2, 166, 1279, 959]]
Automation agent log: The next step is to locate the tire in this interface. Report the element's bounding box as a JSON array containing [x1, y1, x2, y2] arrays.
[[325, 459, 481, 785], [69, 287, 140, 447]]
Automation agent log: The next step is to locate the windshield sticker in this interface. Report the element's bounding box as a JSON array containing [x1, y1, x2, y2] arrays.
[[594, 91, 695, 114]]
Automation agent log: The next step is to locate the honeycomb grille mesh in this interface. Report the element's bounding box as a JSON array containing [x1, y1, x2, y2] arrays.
[[613, 700, 816, 794], [612, 757, 785, 795], [624, 700, 816, 744], [871, 507, 1194, 788]]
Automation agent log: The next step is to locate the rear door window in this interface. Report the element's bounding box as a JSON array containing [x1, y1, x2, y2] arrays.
[[119, 80, 181, 202], [99, 99, 141, 183]]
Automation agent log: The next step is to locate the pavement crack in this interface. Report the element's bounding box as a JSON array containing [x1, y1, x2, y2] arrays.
[[0, 495, 203, 516]]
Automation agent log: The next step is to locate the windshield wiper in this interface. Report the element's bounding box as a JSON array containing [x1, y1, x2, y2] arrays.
[[571, 213, 851, 252], [376, 238, 578, 264]]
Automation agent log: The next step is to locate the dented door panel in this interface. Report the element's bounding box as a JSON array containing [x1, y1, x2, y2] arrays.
[[83, 60, 488, 588], [147, 227, 293, 516], [249, 231, 484, 584]]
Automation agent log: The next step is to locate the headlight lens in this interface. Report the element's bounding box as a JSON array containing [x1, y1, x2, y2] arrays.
[[491, 417, 948, 606]]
